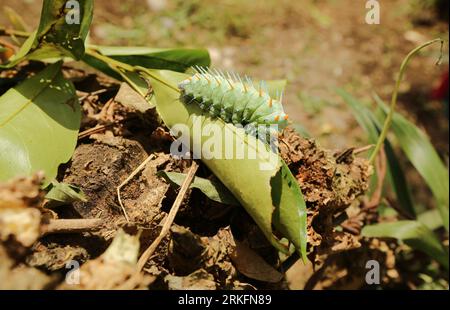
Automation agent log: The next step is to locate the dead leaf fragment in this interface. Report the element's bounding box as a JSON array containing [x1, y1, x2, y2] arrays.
[[0, 208, 41, 247], [58, 229, 154, 289], [165, 269, 217, 290], [0, 246, 54, 289], [115, 82, 152, 113], [0, 174, 44, 247], [230, 241, 283, 283]]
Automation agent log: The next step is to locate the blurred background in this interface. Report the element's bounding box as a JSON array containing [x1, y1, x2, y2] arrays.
[[1, 0, 447, 152], [0, 0, 448, 289]]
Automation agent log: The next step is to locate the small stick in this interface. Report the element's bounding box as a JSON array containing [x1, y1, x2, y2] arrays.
[[77, 88, 111, 102], [78, 124, 113, 139], [0, 38, 17, 51], [137, 161, 199, 271], [279, 137, 295, 154], [362, 147, 387, 210], [353, 144, 375, 155], [117, 154, 156, 222], [0, 27, 30, 38], [42, 219, 103, 235]]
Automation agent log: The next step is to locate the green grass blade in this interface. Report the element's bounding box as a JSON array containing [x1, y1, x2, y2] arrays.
[[337, 89, 416, 218], [362, 220, 449, 270], [375, 95, 449, 231]]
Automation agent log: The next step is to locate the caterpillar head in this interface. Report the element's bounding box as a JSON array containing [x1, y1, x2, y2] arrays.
[[273, 112, 289, 130]]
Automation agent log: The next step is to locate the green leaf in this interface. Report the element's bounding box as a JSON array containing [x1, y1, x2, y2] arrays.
[[271, 161, 308, 261], [0, 62, 81, 186], [45, 181, 87, 207], [84, 45, 211, 79], [157, 171, 239, 206], [0, 0, 93, 68], [31, 0, 93, 60], [362, 221, 449, 270], [337, 89, 416, 218], [146, 69, 307, 259], [417, 209, 444, 231], [375, 95, 449, 231]]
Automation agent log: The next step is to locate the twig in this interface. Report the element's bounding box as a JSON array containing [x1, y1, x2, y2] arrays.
[[340, 148, 387, 234], [117, 154, 156, 222], [0, 38, 17, 51], [353, 144, 375, 155], [279, 137, 295, 154], [78, 124, 113, 139], [341, 219, 362, 235], [0, 27, 30, 38], [42, 219, 103, 235], [363, 147, 387, 210], [137, 161, 199, 271], [77, 88, 111, 102]]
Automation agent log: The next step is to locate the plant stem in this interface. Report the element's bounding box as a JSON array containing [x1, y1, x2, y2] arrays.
[[85, 48, 135, 72], [85, 48, 180, 93], [369, 38, 444, 164]]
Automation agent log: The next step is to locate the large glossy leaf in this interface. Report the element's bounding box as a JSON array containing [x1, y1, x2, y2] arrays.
[[157, 171, 239, 206], [83, 45, 211, 80], [375, 96, 449, 231], [146, 69, 307, 259], [362, 221, 448, 270], [338, 89, 416, 218], [0, 62, 81, 186]]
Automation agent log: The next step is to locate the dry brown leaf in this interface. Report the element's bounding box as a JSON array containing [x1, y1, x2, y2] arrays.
[[230, 241, 283, 283], [115, 82, 152, 113], [0, 174, 44, 247], [58, 229, 154, 289], [0, 245, 54, 289], [165, 269, 217, 290]]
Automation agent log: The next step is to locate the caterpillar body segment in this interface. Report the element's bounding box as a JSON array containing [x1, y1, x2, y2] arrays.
[[178, 67, 289, 140]]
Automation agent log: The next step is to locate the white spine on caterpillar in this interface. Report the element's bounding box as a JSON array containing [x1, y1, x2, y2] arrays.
[[178, 66, 289, 142]]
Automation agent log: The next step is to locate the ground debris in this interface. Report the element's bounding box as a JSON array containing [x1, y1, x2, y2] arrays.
[[0, 174, 44, 248], [230, 240, 284, 283], [58, 229, 154, 290], [61, 137, 171, 238], [27, 243, 89, 271], [0, 245, 57, 289], [165, 269, 217, 290], [280, 127, 371, 265]]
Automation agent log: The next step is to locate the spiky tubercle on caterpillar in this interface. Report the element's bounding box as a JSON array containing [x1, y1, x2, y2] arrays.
[[178, 66, 289, 141]]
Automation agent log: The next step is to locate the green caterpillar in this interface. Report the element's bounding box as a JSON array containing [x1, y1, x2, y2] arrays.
[[178, 66, 289, 139]]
